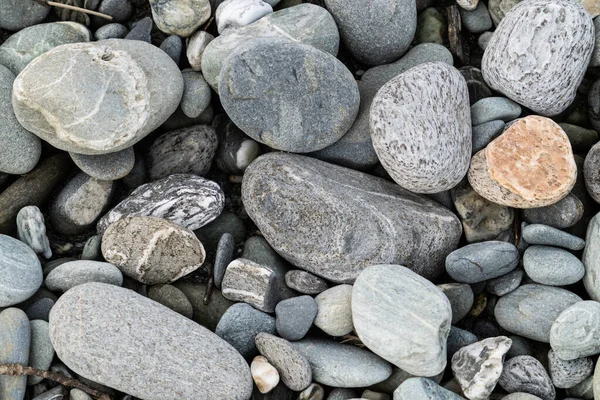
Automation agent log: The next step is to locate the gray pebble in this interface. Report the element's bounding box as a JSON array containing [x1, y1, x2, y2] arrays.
[[523, 245, 584, 286], [149, 0, 210, 37], [486, 269, 523, 296], [159, 35, 182, 65], [32, 386, 68, 400], [0, 0, 50, 31], [81, 235, 102, 261], [181, 70, 212, 119], [472, 120, 505, 154], [522, 193, 584, 229], [0, 234, 43, 307], [0, 308, 30, 400], [314, 284, 353, 337], [584, 141, 600, 204], [548, 349, 593, 389], [285, 270, 328, 295], [438, 283, 474, 324], [291, 337, 392, 388], [498, 356, 556, 400], [195, 210, 246, 251], [478, 31, 493, 50], [460, 2, 493, 33], [28, 320, 54, 385], [214, 233, 235, 289], [471, 97, 522, 126], [495, 284, 582, 342], [45, 260, 123, 292], [147, 284, 193, 319], [583, 213, 600, 301], [94, 23, 128, 40], [17, 206, 51, 259], [70, 148, 135, 181], [566, 375, 593, 398], [522, 224, 585, 250], [393, 378, 465, 400], [560, 123, 599, 154], [550, 301, 600, 360], [186, 30, 214, 71], [275, 295, 317, 341], [121, 150, 147, 190], [446, 241, 519, 283], [589, 79, 600, 132], [124, 17, 152, 42], [174, 282, 234, 331], [92, 0, 132, 25], [447, 327, 478, 359], [25, 298, 55, 322], [216, 303, 275, 357]]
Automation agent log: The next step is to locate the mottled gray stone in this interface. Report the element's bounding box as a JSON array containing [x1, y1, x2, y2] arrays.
[[452, 336, 512, 400], [370, 62, 471, 193], [314, 284, 352, 337], [13, 39, 184, 155], [471, 97, 521, 126], [522, 193, 583, 229], [482, 0, 594, 116], [255, 332, 312, 391], [286, 270, 328, 295], [147, 125, 218, 180], [276, 295, 317, 341], [324, 0, 415, 65], [160, 35, 182, 64], [243, 153, 461, 283], [522, 224, 585, 250], [215, 120, 261, 175], [548, 349, 593, 389], [495, 284, 582, 342], [0, 308, 30, 399], [124, 17, 152, 42], [498, 356, 556, 400], [0, 234, 43, 307], [487, 269, 523, 296], [393, 378, 465, 400], [583, 213, 600, 301], [550, 301, 600, 360], [94, 23, 128, 40], [447, 327, 478, 360], [70, 148, 135, 181], [446, 241, 519, 283], [216, 302, 275, 357], [49, 283, 252, 399], [523, 246, 584, 286], [102, 216, 205, 285], [438, 283, 474, 324], [352, 265, 452, 376], [0, 0, 50, 31], [460, 2, 493, 33], [150, 0, 210, 37], [147, 284, 193, 319], [45, 260, 123, 292], [25, 298, 55, 322], [17, 206, 51, 259], [216, 0, 273, 33], [175, 282, 234, 330], [28, 320, 54, 385], [97, 174, 224, 234], [472, 120, 505, 154], [181, 70, 211, 119], [291, 338, 392, 388], [584, 141, 600, 203], [214, 233, 235, 288], [50, 172, 114, 236]]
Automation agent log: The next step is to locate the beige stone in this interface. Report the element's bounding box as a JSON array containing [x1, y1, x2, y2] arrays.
[[251, 355, 280, 394]]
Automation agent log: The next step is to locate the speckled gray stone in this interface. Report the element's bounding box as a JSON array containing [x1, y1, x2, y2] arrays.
[[49, 283, 252, 399], [323, 0, 415, 65], [550, 301, 600, 360], [150, 0, 210, 37], [291, 338, 392, 388], [243, 153, 461, 283], [314, 284, 353, 337], [25, 298, 55, 322], [214, 233, 235, 288], [439, 283, 474, 324], [94, 23, 128, 40], [147, 126, 218, 180], [495, 284, 582, 342], [522, 193, 583, 229], [486, 269, 523, 296], [286, 270, 328, 295], [159, 35, 182, 64], [482, 0, 594, 116], [0, 234, 43, 307], [0, 0, 51, 31], [0, 308, 30, 399], [124, 17, 152, 42], [522, 224, 585, 250], [13, 39, 184, 155], [255, 332, 312, 391], [28, 320, 54, 385], [446, 241, 519, 283], [498, 356, 556, 400], [393, 378, 465, 400], [523, 246, 584, 286], [472, 120, 505, 154], [447, 327, 478, 360], [370, 62, 471, 193], [70, 148, 135, 181], [97, 174, 224, 234], [352, 265, 452, 376], [181, 70, 211, 119], [583, 213, 600, 301], [471, 97, 521, 126], [45, 260, 123, 292], [460, 2, 493, 33], [275, 295, 317, 341], [584, 142, 600, 204], [215, 303, 275, 357], [548, 349, 593, 389], [17, 206, 51, 259], [219, 38, 358, 153]]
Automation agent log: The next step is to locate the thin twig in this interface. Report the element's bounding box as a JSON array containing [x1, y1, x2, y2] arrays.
[[0, 364, 112, 400], [35, 0, 113, 20], [202, 15, 215, 31]]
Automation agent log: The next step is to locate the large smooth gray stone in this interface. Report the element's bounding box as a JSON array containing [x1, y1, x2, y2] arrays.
[[323, 0, 415, 65], [291, 338, 392, 388], [498, 356, 556, 400], [370, 62, 471, 194], [583, 212, 600, 301], [12, 39, 184, 155], [45, 260, 123, 292], [482, 0, 594, 116], [522, 224, 585, 251], [202, 3, 339, 90], [0, 234, 43, 307], [49, 283, 253, 400], [495, 284, 582, 342], [550, 301, 600, 360], [523, 245, 584, 286], [393, 378, 465, 400], [0, 0, 50, 31], [445, 241, 519, 283], [242, 153, 461, 283], [0, 308, 30, 399], [352, 265, 452, 376]]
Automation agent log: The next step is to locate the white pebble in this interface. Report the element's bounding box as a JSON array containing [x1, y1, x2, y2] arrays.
[[251, 355, 280, 394], [186, 30, 215, 71], [215, 0, 273, 33]]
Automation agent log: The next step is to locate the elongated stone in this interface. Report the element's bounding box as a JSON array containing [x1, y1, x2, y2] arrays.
[[17, 206, 51, 259], [0, 308, 30, 400], [0, 234, 43, 307], [583, 212, 600, 301], [522, 224, 585, 250], [522, 193, 583, 229], [255, 333, 312, 391], [550, 301, 600, 360], [242, 153, 461, 283], [446, 241, 519, 283]]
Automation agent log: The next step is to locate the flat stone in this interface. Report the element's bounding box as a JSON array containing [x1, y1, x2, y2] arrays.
[[468, 116, 577, 208], [242, 153, 461, 283], [49, 282, 253, 399], [291, 338, 392, 387], [550, 301, 600, 360], [94, 23, 128, 40], [146, 125, 218, 180], [216, 303, 275, 358], [447, 327, 478, 360], [523, 246, 584, 286], [102, 216, 205, 284], [522, 193, 583, 229], [45, 260, 123, 292], [97, 174, 224, 234], [548, 349, 593, 389], [174, 282, 234, 331], [286, 270, 328, 295], [28, 320, 54, 385], [181, 70, 211, 119], [522, 224, 585, 250], [460, 2, 493, 33], [17, 205, 51, 259], [482, 0, 593, 116], [214, 233, 235, 288], [255, 332, 312, 391], [370, 62, 471, 193], [583, 213, 600, 301], [352, 265, 452, 376], [314, 284, 353, 337], [439, 283, 474, 324], [472, 120, 505, 154], [486, 269, 523, 296], [215, 120, 261, 175], [124, 17, 152, 42], [186, 30, 214, 71], [0, 234, 43, 307], [0, 0, 50, 31], [446, 241, 519, 283], [275, 295, 317, 341], [70, 148, 135, 181], [13, 39, 184, 155], [25, 298, 55, 321], [160, 35, 182, 64], [216, 0, 273, 33], [324, 0, 415, 65], [150, 0, 210, 37], [393, 378, 465, 400], [0, 308, 30, 399], [498, 356, 556, 400], [147, 284, 193, 319], [471, 97, 521, 126], [495, 284, 582, 342]]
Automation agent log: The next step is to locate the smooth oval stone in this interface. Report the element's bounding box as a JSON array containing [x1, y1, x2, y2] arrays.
[[0, 234, 43, 307], [584, 213, 600, 301], [147, 284, 193, 318], [146, 125, 218, 180], [202, 4, 339, 90], [181, 70, 212, 119], [324, 0, 416, 65], [446, 241, 519, 283], [45, 260, 123, 292], [28, 320, 54, 385], [0, 22, 90, 76], [548, 349, 593, 389], [160, 35, 182, 64], [92, 0, 132, 25], [49, 282, 253, 399], [17, 205, 51, 259], [291, 338, 392, 388], [495, 284, 582, 342], [97, 174, 224, 234], [522, 224, 585, 250], [0, 0, 50, 31], [352, 265, 452, 376], [0, 308, 30, 400], [243, 153, 461, 283], [220, 38, 358, 153], [460, 2, 493, 33], [393, 378, 464, 400], [186, 30, 214, 71], [439, 283, 474, 324], [70, 148, 135, 181], [486, 269, 523, 296], [216, 303, 276, 358], [471, 97, 521, 126], [523, 246, 584, 286], [286, 270, 328, 295], [482, 0, 593, 116], [472, 120, 505, 154], [216, 0, 273, 33], [584, 141, 600, 203], [94, 23, 129, 40], [12, 39, 184, 155], [275, 295, 317, 341], [314, 284, 353, 337], [522, 193, 583, 229], [498, 356, 556, 400], [550, 301, 600, 360], [370, 62, 471, 194], [102, 216, 205, 284], [149, 0, 210, 37]]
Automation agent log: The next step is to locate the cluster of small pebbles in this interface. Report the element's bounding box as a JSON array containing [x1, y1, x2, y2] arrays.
[[2, 0, 600, 399]]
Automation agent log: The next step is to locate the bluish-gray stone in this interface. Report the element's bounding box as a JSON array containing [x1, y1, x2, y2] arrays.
[[523, 245, 584, 286], [522, 224, 585, 250], [438, 283, 474, 324], [470, 97, 522, 126], [446, 241, 519, 283], [459, 2, 493, 33], [214, 233, 235, 289], [28, 320, 54, 385], [393, 378, 465, 400], [70, 147, 135, 181], [45, 260, 123, 292], [181, 70, 212, 119], [124, 17, 152, 42], [486, 269, 523, 296], [275, 295, 317, 341], [94, 23, 128, 40], [159, 35, 182, 65], [447, 327, 478, 359], [0, 234, 43, 307], [0, 308, 30, 399], [472, 120, 505, 154]]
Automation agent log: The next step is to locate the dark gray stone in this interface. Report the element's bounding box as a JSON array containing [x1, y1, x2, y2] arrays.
[[393, 378, 464, 400], [285, 270, 328, 295], [548, 349, 593, 389], [121, 150, 147, 190], [472, 120, 505, 154], [181, 70, 211, 119], [81, 235, 102, 260], [522, 193, 583, 229], [550, 300, 600, 360], [175, 282, 234, 331], [0, 308, 30, 399], [438, 283, 474, 324], [560, 123, 598, 154], [584, 141, 600, 204], [584, 213, 600, 301], [460, 2, 493, 33], [0, 0, 50, 31], [486, 269, 523, 296], [160, 35, 182, 65], [276, 295, 317, 341], [17, 205, 51, 259], [147, 284, 193, 319], [327, 388, 360, 400], [0, 234, 43, 307], [523, 245, 584, 286], [567, 375, 593, 398], [70, 147, 135, 181], [94, 23, 128, 40], [471, 97, 521, 126], [459, 66, 492, 105], [195, 211, 246, 251], [216, 303, 276, 357], [29, 320, 54, 385], [506, 335, 533, 360], [522, 224, 585, 250], [92, 0, 132, 25], [124, 17, 152, 42], [214, 233, 235, 289], [589, 79, 600, 132], [447, 327, 478, 360], [498, 356, 556, 400], [45, 260, 123, 292], [25, 298, 55, 322], [446, 241, 519, 283], [215, 120, 261, 175]]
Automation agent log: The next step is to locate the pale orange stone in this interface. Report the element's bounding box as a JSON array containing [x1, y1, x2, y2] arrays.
[[579, 0, 600, 17]]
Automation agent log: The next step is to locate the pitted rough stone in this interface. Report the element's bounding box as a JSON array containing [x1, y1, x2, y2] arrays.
[[498, 356, 556, 400], [548, 349, 593, 389]]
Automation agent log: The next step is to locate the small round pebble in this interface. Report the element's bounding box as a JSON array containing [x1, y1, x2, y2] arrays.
[[214, 233, 235, 288], [94, 23, 129, 40], [460, 2, 493, 33], [285, 270, 328, 295], [147, 284, 194, 319], [522, 224, 585, 250], [314, 284, 353, 337], [470, 97, 521, 126], [446, 241, 519, 283], [498, 356, 556, 400], [275, 295, 317, 341], [70, 148, 135, 181], [45, 260, 123, 292]]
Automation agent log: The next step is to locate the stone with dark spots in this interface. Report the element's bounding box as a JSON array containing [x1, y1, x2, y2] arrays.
[[498, 356, 556, 400]]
